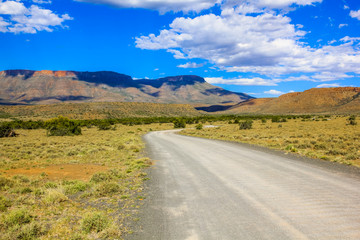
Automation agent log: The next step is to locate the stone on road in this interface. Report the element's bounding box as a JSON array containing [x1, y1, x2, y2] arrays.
[[128, 130, 360, 240]]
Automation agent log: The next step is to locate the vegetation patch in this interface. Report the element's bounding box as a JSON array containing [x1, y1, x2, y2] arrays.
[[181, 116, 360, 167], [0, 122, 173, 239]]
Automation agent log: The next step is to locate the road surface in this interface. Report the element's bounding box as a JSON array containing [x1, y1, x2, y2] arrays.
[[128, 130, 360, 240]]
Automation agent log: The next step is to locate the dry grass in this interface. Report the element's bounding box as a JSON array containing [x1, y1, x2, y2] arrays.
[[181, 116, 360, 167], [0, 123, 172, 239]]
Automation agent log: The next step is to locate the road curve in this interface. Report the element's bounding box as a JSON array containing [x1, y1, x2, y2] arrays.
[[128, 130, 360, 240]]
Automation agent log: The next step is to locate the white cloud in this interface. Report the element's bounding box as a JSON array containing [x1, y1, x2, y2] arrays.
[[177, 62, 204, 68], [75, 0, 220, 13], [205, 77, 278, 86], [339, 23, 348, 28], [264, 89, 284, 95], [350, 10, 360, 20], [0, 2, 72, 34], [136, 7, 360, 78], [32, 0, 52, 4], [344, 5, 349, 10], [316, 83, 340, 88], [0, 1, 27, 15]]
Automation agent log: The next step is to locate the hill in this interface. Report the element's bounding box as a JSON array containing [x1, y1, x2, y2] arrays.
[[0, 102, 201, 120], [0, 70, 253, 105], [213, 87, 360, 114]]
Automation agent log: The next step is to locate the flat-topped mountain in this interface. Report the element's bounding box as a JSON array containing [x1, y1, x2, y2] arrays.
[[0, 70, 253, 105]]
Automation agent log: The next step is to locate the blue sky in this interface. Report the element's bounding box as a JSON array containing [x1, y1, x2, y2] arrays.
[[1, 0, 360, 98]]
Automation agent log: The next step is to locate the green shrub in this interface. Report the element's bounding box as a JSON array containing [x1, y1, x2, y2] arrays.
[[43, 189, 68, 204], [90, 172, 114, 183], [195, 124, 203, 130], [239, 120, 253, 130], [64, 180, 89, 194], [45, 116, 82, 136], [0, 176, 14, 189], [97, 121, 112, 131], [12, 222, 45, 240], [0, 196, 12, 212], [95, 182, 120, 196], [4, 209, 33, 227], [81, 212, 109, 233], [0, 122, 17, 138], [173, 119, 186, 129], [347, 115, 357, 125]]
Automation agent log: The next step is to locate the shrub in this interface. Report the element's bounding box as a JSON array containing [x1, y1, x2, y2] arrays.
[[95, 182, 120, 196], [0, 122, 17, 138], [195, 124, 203, 130], [64, 180, 89, 195], [81, 212, 109, 233], [12, 222, 45, 239], [0, 196, 12, 212], [239, 120, 253, 130], [43, 189, 68, 204], [347, 115, 357, 125], [173, 119, 186, 129], [0, 176, 14, 189], [271, 116, 281, 123], [90, 172, 114, 183], [97, 121, 112, 131], [4, 209, 33, 227], [45, 116, 82, 136]]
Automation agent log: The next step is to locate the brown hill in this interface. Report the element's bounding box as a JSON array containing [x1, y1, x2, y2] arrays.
[[0, 70, 253, 105], [218, 87, 360, 114]]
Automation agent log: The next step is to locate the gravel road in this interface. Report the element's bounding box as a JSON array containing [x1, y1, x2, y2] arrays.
[[128, 130, 360, 240]]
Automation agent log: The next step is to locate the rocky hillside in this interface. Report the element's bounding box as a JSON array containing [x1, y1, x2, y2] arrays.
[[0, 70, 253, 105], [216, 87, 360, 114]]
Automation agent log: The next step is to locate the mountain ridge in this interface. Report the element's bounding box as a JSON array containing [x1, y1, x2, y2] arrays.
[[0, 70, 253, 105]]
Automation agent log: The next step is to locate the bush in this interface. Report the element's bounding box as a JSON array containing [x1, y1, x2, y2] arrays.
[[97, 121, 113, 131], [81, 212, 109, 233], [4, 209, 33, 227], [64, 180, 89, 194], [45, 116, 82, 136], [43, 189, 68, 204], [347, 115, 357, 125], [0, 196, 12, 212], [173, 119, 186, 129], [0, 122, 17, 138], [95, 182, 120, 196], [195, 124, 203, 130], [0, 176, 14, 190], [239, 120, 253, 130], [90, 172, 114, 183]]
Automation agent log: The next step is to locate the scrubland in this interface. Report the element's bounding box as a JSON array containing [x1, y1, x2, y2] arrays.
[[181, 116, 360, 167], [0, 123, 172, 239]]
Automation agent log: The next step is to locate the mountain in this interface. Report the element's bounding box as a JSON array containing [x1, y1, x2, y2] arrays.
[[207, 87, 360, 114], [0, 70, 253, 105]]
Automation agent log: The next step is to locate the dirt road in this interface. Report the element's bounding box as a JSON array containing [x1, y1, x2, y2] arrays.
[[128, 130, 360, 240]]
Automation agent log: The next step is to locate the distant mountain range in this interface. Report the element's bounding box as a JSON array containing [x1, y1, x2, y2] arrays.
[[1, 70, 359, 114], [0, 70, 253, 105]]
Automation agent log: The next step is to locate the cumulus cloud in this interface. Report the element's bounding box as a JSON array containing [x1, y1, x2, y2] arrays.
[[136, 6, 360, 79], [350, 10, 360, 20], [316, 83, 341, 88], [264, 89, 284, 95], [223, 0, 322, 11], [177, 62, 204, 68], [0, 1, 72, 34], [205, 77, 278, 86], [0, 1, 27, 15], [76, 0, 220, 13]]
